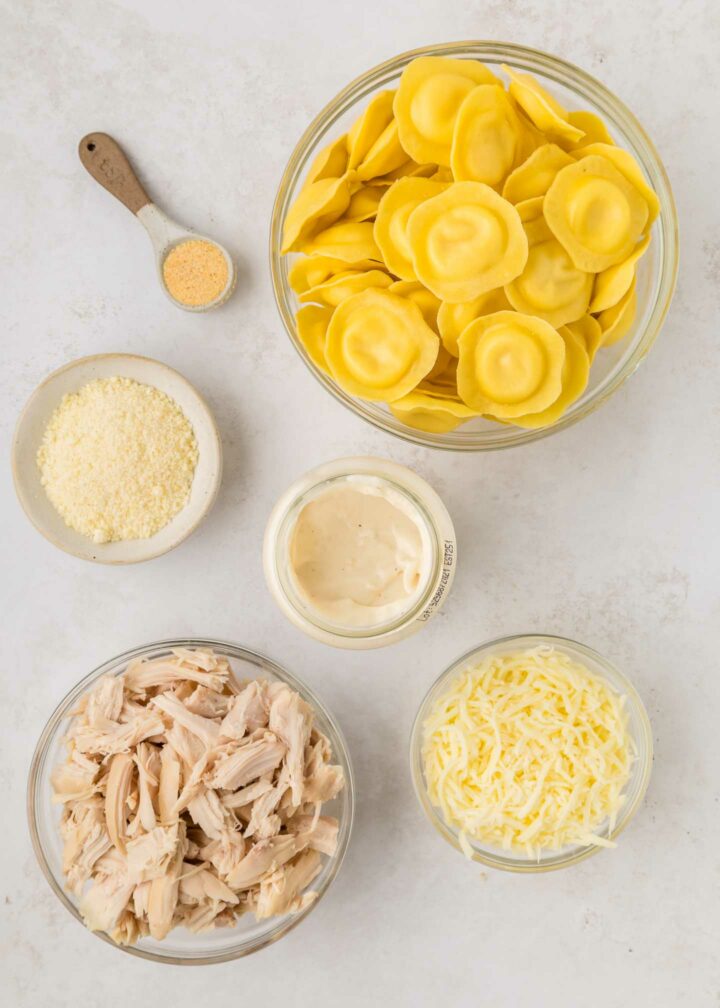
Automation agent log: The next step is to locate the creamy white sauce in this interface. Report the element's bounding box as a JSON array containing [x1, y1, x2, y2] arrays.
[[288, 477, 432, 629]]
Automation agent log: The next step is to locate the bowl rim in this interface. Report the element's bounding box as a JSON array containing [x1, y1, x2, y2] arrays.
[[270, 40, 679, 452], [27, 637, 355, 964], [409, 632, 653, 872], [12, 353, 223, 565]]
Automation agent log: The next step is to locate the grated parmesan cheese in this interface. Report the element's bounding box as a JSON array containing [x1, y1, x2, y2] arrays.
[[422, 646, 635, 859], [37, 377, 198, 544]]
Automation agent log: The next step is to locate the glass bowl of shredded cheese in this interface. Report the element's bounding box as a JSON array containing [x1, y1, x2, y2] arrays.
[[410, 634, 652, 871], [28, 638, 355, 963]]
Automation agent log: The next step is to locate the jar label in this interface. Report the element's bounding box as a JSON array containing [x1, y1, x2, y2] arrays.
[[418, 539, 455, 622]]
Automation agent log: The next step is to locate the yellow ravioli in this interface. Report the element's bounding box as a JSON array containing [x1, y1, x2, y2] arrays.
[[343, 185, 386, 222], [505, 236, 593, 328], [407, 181, 528, 302], [296, 305, 333, 374], [389, 279, 441, 331], [389, 161, 438, 180], [391, 388, 478, 433], [357, 120, 408, 181], [374, 177, 448, 281], [508, 99, 547, 160], [544, 156, 649, 271], [425, 344, 454, 381], [457, 310, 565, 417], [516, 195, 544, 216], [394, 56, 499, 165], [347, 90, 396, 169], [418, 343, 458, 385], [282, 59, 656, 415], [437, 288, 511, 356], [303, 133, 349, 186], [560, 111, 615, 151], [419, 354, 459, 396], [325, 288, 439, 401], [301, 221, 381, 262], [565, 314, 604, 363], [288, 254, 383, 295], [596, 277, 637, 346], [451, 84, 522, 187], [299, 268, 392, 307], [502, 143, 574, 203], [590, 234, 649, 313], [373, 160, 438, 185], [576, 143, 660, 226], [281, 172, 357, 253], [510, 324, 589, 428], [502, 65, 584, 144], [515, 195, 554, 245]]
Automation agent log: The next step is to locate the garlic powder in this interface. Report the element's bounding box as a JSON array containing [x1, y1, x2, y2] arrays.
[[162, 239, 229, 307], [37, 376, 198, 543]]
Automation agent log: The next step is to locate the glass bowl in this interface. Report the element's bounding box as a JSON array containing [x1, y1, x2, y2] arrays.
[[27, 638, 355, 964], [270, 41, 678, 451], [409, 634, 653, 872]]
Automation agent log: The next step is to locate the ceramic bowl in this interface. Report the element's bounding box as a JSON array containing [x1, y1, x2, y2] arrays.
[[12, 353, 222, 564]]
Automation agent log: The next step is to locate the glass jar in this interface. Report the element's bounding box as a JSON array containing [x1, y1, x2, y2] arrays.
[[263, 457, 456, 648]]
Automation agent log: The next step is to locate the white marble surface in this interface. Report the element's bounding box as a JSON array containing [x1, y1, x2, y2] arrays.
[[2, 1, 719, 1004]]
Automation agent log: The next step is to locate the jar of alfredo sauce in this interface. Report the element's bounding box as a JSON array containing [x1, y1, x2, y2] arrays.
[[263, 457, 456, 649]]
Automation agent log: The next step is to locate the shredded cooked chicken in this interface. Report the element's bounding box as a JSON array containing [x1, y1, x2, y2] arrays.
[[53, 648, 344, 945]]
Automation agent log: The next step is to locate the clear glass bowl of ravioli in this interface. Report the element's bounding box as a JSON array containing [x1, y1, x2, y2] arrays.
[[27, 639, 354, 964], [271, 42, 678, 451]]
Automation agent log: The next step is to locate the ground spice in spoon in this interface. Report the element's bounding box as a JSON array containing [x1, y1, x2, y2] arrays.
[[162, 238, 229, 307]]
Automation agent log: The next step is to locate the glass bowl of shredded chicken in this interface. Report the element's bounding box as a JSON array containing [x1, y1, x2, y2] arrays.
[[410, 634, 652, 872], [28, 639, 354, 963]]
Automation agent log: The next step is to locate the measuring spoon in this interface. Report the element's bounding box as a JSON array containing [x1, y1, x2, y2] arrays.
[[79, 132, 236, 312]]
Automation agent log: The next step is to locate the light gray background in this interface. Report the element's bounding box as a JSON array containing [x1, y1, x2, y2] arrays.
[[2, 1, 718, 1005]]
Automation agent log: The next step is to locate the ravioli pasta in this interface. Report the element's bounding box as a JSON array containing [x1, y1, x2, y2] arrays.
[[299, 268, 391, 308], [296, 305, 333, 374], [502, 64, 584, 144], [374, 177, 448, 281], [505, 235, 593, 328], [457, 311, 565, 418], [544, 156, 648, 272], [502, 144, 574, 203], [394, 56, 498, 165], [407, 181, 528, 302], [281, 57, 658, 432], [437, 288, 511, 357], [450, 84, 522, 187], [325, 289, 439, 402], [510, 324, 590, 429]]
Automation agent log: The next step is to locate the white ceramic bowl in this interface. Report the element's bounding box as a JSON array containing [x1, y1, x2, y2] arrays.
[[12, 353, 222, 564]]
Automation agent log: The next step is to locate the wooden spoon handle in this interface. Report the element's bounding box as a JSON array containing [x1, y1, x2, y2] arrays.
[[78, 132, 151, 215]]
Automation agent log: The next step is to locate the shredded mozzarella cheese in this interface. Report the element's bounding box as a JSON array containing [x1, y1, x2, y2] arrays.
[[422, 646, 635, 859]]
